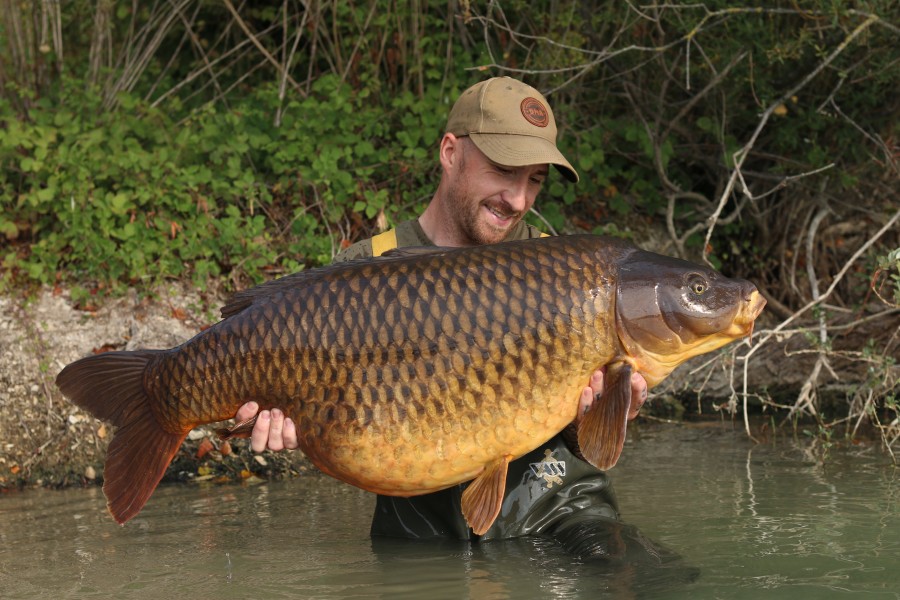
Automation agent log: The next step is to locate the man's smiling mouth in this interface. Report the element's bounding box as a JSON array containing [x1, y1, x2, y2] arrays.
[[485, 203, 517, 224]]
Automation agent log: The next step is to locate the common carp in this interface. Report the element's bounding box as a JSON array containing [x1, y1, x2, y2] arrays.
[[56, 234, 765, 533]]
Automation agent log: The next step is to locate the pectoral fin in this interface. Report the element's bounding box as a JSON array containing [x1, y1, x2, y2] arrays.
[[577, 362, 632, 470], [461, 454, 512, 535], [215, 414, 258, 440]]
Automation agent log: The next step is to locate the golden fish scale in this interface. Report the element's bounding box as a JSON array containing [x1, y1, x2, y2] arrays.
[[144, 237, 624, 496]]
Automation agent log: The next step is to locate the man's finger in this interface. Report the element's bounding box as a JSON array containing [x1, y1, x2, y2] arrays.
[[251, 410, 271, 453], [282, 417, 299, 450], [628, 373, 648, 420], [575, 386, 593, 425], [267, 408, 285, 452], [589, 369, 605, 396], [572, 369, 607, 426], [235, 401, 258, 423]]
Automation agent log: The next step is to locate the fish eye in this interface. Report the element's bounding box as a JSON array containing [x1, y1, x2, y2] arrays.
[[688, 276, 708, 295]]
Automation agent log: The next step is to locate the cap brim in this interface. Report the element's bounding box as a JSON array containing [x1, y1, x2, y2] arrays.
[[470, 133, 579, 183]]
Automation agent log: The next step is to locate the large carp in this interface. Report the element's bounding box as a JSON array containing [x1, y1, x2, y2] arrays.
[[56, 235, 764, 533]]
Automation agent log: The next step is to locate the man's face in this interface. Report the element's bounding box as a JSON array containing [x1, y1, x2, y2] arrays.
[[446, 138, 549, 245]]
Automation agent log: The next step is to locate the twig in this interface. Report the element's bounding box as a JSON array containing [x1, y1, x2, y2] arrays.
[[661, 50, 747, 142], [339, 0, 378, 86], [151, 21, 283, 108], [741, 206, 900, 438], [170, 0, 229, 110], [528, 207, 558, 236], [743, 163, 837, 203], [826, 98, 899, 177], [787, 193, 833, 420], [104, 0, 193, 111], [276, 2, 308, 127], [222, 0, 307, 98]]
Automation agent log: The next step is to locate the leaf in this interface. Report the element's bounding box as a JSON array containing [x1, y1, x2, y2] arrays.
[[196, 438, 215, 459]]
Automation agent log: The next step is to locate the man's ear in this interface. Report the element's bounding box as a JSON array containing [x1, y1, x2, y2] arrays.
[[439, 133, 463, 173]]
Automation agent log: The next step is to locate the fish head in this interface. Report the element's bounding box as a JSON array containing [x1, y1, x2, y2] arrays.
[[614, 250, 766, 385]]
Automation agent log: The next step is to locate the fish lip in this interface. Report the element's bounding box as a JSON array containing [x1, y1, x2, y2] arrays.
[[743, 291, 767, 340], [750, 293, 767, 319]]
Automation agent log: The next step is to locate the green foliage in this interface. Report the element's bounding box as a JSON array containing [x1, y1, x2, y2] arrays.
[[0, 72, 456, 290], [2, 83, 274, 289]]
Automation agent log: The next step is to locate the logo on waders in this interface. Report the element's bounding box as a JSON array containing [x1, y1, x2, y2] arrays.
[[529, 449, 566, 489]]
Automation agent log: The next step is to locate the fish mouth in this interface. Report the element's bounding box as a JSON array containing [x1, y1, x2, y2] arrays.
[[733, 290, 766, 339], [749, 290, 766, 319]]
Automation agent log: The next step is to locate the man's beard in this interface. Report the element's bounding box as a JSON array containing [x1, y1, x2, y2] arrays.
[[448, 178, 522, 246]]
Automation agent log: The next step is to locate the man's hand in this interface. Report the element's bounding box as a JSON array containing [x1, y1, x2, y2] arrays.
[[237, 368, 648, 453], [575, 368, 647, 425], [235, 401, 299, 453]]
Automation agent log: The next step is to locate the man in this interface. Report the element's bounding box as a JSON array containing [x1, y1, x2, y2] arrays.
[[235, 77, 650, 559]]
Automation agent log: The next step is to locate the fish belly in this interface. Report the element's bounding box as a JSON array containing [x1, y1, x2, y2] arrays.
[[300, 378, 590, 496]]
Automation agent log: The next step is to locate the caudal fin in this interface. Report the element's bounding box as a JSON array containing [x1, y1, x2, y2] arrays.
[[56, 350, 186, 524]]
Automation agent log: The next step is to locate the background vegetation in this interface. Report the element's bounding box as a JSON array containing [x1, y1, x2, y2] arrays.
[[1, 1, 898, 451]]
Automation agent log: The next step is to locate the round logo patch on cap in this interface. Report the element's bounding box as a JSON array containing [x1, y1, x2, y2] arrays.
[[520, 97, 549, 128]]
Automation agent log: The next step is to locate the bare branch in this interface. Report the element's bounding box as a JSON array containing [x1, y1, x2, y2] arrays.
[[222, 0, 307, 98], [703, 13, 881, 266], [740, 206, 900, 438]]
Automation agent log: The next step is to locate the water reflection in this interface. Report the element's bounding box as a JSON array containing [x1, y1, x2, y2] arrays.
[[613, 422, 899, 599], [2, 423, 898, 599]]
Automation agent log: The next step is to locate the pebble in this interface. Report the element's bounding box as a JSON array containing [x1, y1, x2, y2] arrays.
[[187, 429, 208, 441]]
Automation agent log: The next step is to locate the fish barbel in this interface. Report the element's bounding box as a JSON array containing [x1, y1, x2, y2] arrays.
[[56, 235, 765, 532]]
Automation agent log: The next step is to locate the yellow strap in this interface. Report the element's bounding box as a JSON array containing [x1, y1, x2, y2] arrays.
[[371, 228, 398, 257]]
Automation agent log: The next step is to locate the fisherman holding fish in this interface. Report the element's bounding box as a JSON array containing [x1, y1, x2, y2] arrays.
[[58, 75, 763, 560], [236, 77, 653, 558]]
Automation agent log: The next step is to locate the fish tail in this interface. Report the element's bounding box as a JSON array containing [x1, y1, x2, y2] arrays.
[[56, 350, 186, 525]]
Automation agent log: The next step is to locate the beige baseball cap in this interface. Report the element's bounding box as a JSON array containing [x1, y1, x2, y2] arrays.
[[445, 77, 579, 183]]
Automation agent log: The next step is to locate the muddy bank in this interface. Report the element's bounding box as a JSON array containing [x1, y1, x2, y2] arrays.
[[1, 284, 893, 492], [0, 285, 316, 491]]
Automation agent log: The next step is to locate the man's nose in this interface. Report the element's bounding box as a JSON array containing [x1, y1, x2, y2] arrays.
[[503, 177, 531, 212]]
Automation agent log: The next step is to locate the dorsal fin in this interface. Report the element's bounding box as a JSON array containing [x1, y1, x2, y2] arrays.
[[380, 246, 449, 259], [220, 267, 332, 319], [219, 249, 450, 319]]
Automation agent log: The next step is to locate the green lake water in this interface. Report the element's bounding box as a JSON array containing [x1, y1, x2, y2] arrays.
[[1, 421, 897, 599]]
